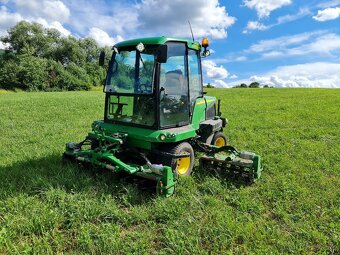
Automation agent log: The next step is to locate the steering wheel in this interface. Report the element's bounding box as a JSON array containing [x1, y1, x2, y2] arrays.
[[138, 83, 152, 93], [162, 95, 187, 113]]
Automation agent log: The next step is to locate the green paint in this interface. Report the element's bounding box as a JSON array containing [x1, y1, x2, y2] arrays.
[[114, 36, 201, 50]]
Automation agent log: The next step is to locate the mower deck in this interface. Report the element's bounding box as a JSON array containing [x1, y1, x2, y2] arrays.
[[64, 129, 262, 197]]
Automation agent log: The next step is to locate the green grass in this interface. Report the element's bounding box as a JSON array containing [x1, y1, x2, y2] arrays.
[[0, 89, 339, 254]]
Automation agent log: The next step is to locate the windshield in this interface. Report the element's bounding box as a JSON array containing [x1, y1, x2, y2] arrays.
[[105, 47, 156, 94], [106, 95, 155, 127]]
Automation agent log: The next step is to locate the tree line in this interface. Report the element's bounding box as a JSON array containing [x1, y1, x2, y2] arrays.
[[0, 21, 110, 91], [204, 82, 273, 89], [233, 82, 273, 88]]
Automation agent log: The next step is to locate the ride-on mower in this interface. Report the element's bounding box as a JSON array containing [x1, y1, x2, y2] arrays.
[[64, 36, 262, 197]]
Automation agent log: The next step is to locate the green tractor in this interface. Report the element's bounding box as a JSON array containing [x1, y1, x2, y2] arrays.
[[64, 36, 262, 197]]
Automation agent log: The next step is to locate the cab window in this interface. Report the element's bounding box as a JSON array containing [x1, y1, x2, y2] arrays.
[[159, 43, 189, 128], [188, 49, 202, 106]]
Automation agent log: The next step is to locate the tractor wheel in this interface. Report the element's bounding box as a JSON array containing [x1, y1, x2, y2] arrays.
[[164, 142, 195, 176], [211, 132, 227, 147]]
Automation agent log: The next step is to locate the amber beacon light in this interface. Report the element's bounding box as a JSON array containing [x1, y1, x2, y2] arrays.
[[201, 37, 210, 57], [201, 37, 209, 48]]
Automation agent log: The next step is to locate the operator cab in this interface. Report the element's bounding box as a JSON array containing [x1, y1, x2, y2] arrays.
[[102, 37, 205, 130]]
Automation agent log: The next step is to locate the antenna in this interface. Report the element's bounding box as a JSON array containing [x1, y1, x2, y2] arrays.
[[188, 20, 195, 42]]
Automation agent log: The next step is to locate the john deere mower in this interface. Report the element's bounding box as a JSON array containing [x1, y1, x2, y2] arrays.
[[64, 37, 262, 197]]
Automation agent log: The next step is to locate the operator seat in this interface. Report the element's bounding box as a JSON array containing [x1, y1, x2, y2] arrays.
[[164, 70, 185, 95]]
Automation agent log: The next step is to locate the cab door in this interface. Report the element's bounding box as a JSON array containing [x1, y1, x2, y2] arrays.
[[159, 42, 190, 128]]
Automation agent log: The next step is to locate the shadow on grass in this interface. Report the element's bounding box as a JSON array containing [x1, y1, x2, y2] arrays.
[[0, 154, 157, 205], [0, 154, 256, 205], [193, 163, 255, 189]]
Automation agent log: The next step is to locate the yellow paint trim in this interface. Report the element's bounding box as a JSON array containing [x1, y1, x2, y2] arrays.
[[214, 137, 226, 147], [196, 99, 215, 105], [177, 156, 191, 175]]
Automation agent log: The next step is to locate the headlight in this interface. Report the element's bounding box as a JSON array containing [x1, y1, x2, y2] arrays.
[[159, 134, 166, 141]]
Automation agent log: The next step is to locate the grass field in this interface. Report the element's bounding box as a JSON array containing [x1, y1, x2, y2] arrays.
[[0, 89, 339, 254]]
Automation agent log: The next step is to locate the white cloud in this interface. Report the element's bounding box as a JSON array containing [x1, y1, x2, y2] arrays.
[[202, 59, 230, 88], [0, 6, 23, 29], [136, 0, 235, 39], [249, 62, 340, 88], [230, 74, 238, 79], [262, 51, 284, 58], [1, 0, 236, 46], [62, 0, 235, 40], [245, 31, 340, 59], [276, 7, 311, 24], [243, 21, 269, 33], [243, 8, 312, 34], [35, 18, 71, 36], [213, 79, 231, 88], [287, 33, 340, 56], [247, 31, 322, 53], [0, 30, 7, 49], [49, 21, 71, 36], [7, 0, 70, 22], [243, 0, 292, 18], [235, 56, 247, 62], [202, 60, 229, 80], [208, 30, 340, 66], [317, 0, 340, 9], [87, 27, 123, 47], [0, 6, 71, 38], [0, 2, 72, 39], [313, 7, 340, 22]]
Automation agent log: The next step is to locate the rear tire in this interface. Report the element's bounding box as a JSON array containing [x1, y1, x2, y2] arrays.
[[211, 132, 227, 147], [162, 142, 195, 176]]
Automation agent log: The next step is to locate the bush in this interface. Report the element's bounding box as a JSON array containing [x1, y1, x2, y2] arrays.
[[63, 63, 91, 90], [249, 82, 260, 88], [233, 83, 248, 88], [0, 21, 106, 91], [17, 56, 47, 91], [45, 60, 91, 91], [0, 60, 21, 90], [205, 83, 215, 88]]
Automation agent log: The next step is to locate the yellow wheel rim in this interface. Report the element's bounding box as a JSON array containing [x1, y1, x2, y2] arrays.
[[177, 152, 191, 175], [214, 137, 226, 147]]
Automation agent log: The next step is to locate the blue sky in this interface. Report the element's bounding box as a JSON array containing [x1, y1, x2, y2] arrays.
[[1, 0, 340, 87]]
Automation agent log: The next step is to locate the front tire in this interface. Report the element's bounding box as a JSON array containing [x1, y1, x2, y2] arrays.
[[211, 132, 227, 147], [163, 142, 195, 176]]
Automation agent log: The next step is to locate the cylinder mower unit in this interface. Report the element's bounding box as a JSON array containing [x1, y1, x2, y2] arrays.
[[64, 36, 262, 197]]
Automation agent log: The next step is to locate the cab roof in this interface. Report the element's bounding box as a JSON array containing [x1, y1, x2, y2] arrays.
[[114, 36, 201, 51]]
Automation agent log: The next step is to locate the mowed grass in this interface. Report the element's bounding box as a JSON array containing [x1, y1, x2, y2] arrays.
[[0, 89, 339, 254]]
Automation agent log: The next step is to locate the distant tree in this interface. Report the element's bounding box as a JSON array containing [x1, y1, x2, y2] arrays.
[[232, 83, 248, 88], [0, 60, 21, 90], [205, 83, 215, 88], [0, 21, 107, 91], [263, 84, 269, 88], [249, 82, 260, 88], [80, 38, 102, 63], [52, 36, 86, 66], [17, 55, 48, 91], [0, 49, 4, 58]]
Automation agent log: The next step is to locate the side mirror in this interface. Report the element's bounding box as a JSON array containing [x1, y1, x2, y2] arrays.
[[99, 51, 105, 66], [155, 45, 167, 63], [202, 50, 210, 58]]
